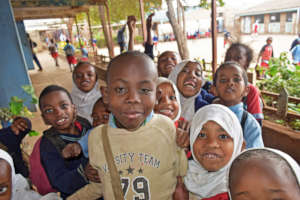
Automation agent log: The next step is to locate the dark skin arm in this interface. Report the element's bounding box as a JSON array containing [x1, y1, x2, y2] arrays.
[[127, 15, 136, 51], [146, 13, 155, 45], [173, 176, 189, 200], [11, 117, 30, 135], [84, 162, 101, 183]]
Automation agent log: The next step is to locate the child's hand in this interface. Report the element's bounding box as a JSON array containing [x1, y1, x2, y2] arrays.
[[11, 117, 30, 135], [146, 13, 155, 31], [127, 15, 136, 33], [172, 176, 189, 200], [84, 162, 101, 183], [62, 143, 82, 159], [176, 119, 190, 149]]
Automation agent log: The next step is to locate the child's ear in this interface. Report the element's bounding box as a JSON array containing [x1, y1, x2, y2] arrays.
[[101, 86, 109, 105], [243, 85, 250, 97], [210, 85, 218, 96], [242, 140, 246, 151]]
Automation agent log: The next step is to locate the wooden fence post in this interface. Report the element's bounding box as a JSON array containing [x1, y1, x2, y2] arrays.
[[277, 88, 288, 118]]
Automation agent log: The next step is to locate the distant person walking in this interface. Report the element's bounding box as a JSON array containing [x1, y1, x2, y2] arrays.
[[256, 37, 274, 77], [63, 39, 77, 72], [117, 25, 126, 54], [27, 33, 43, 71], [290, 33, 300, 51], [48, 39, 59, 67], [291, 39, 300, 65]]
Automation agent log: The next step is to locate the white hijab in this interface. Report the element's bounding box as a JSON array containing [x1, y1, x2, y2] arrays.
[[228, 147, 300, 199], [71, 80, 102, 124], [0, 150, 60, 200], [184, 104, 244, 198], [168, 60, 203, 121], [156, 77, 181, 122]]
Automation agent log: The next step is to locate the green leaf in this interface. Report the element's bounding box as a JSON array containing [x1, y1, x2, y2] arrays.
[[9, 96, 23, 115], [28, 130, 39, 136]]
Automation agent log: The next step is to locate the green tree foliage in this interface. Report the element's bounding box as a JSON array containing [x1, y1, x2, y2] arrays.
[[76, 0, 162, 25], [198, 0, 225, 9]]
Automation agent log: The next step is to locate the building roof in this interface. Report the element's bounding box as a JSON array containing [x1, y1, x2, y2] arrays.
[[237, 0, 300, 16]]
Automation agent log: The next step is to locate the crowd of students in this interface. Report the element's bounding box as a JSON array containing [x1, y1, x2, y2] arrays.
[[0, 14, 299, 200]]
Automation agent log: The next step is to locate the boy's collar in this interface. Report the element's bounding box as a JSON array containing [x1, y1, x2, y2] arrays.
[[109, 111, 154, 129]]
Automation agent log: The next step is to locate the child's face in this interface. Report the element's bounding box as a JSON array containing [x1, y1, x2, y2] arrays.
[[177, 62, 202, 97], [193, 121, 234, 172], [158, 51, 178, 77], [225, 47, 248, 71], [230, 158, 300, 200], [40, 91, 76, 133], [0, 160, 12, 200], [215, 65, 248, 107], [105, 56, 156, 131], [154, 82, 179, 120], [267, 39, 272, 45], [91, 101, 110, 127], [74, 63, 97, 93]]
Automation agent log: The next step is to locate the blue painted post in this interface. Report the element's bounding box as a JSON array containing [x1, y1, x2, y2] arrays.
[[16, 21, 35, 70], [0, 0, 36, 112]]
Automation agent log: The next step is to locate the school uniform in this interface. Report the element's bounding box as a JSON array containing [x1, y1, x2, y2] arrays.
[[229, 103, 264, 148]]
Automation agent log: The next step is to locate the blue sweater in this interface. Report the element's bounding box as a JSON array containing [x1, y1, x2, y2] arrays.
[[0, 118, 31, 177], [195, 89, 215, 111], [40, 129, 89, 199], [229, 103, 264, 148]]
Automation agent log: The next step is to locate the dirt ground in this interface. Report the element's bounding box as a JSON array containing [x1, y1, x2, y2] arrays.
[[21, 33, 298, 158]]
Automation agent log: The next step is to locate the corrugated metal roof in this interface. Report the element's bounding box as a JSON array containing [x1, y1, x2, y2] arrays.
[[237, 0, 300, 16]]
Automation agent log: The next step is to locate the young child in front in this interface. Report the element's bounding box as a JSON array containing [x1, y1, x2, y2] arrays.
[[168, 60, 215, 121], [228, 148, 300, 200], [212, 61, 264, 148], [71, 61, 102, 125], [38, 85, 97, 199], [225, 42, 264, 126], [182, 104, 244, 200], [154, 77, 190, 157], [68, 51, 187, 200]]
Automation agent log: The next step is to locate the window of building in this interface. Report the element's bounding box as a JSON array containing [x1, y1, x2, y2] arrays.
[[270, 13, 280, 22], [286, 12, 295, 22], [254, 15, 264, 23]]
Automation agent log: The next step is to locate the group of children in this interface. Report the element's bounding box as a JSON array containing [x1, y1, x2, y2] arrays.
[[0, 16, 299, 200]]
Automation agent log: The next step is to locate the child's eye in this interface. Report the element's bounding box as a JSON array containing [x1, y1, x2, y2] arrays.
[[219, 79, 228, 83], [0, 186, 8, 194], [233, 77, 242, 83], [219, 134, 229, 140], [75, 74, 83, 79], [170, 96, 176, 101], [195, 71, 202, 77], [61, 103, 69, 109], [44, 108, 53, 114], [198, 132, 206, 138], [140, 88, 151, 94], [115, 87, 126, 94]]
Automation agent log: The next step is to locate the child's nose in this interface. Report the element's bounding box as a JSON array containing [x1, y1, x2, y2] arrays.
[[206, 137, 220, 148], [126, 90, 140, 104], [161, 96, 170, 104], [54, 108, 64, 116]]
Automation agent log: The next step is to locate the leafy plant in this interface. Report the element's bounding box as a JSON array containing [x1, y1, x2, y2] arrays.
[[257, 52, 300, 98], [0, 85, 39, 136]]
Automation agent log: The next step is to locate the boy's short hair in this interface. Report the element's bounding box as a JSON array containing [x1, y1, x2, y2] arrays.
[[225, 42, 253, 69], [72, 61, 98, 80], [106, 51, 156, 83], [66, 39, 70, 43], [39, 85, 73, 110], [213, 61, 248, 86], [267, 37, 273, 42], [229, 149, 299, 187]]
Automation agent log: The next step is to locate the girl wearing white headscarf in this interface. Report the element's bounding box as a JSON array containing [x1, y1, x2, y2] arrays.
[[0, 149, 61, 200], [184, 104, 244, 199], [168, 60, 214, 122], [155, 77, 181, 122], [71, 69, 101, 125], [228, 147, 300, 200]]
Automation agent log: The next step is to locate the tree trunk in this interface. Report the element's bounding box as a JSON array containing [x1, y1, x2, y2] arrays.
[[66, 18, 74, 44], [98, 5, 114, 59], [166, 0, 189, 60]]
